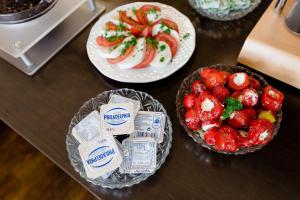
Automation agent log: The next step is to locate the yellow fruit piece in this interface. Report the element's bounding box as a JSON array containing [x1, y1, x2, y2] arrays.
[[258, 110, 276, 123]]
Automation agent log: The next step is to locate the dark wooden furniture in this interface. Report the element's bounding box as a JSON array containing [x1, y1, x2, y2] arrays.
[[1, 0, 299, 200]]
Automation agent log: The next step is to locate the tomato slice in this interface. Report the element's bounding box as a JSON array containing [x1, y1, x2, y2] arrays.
[[105, 21, 128, 31], [141, 26, 152, 38], [133, 43, 156, 69], [96, 36, 124, 47], [156, 32, 177, 56], [152, 18, 179, 32], [130, 25, 145, 36], [140, 5, 161, 12], [107, 45, 135, 64], [119, 11, 138, 25], [136, 9, 148, 25], [105, 22, 119, 31]]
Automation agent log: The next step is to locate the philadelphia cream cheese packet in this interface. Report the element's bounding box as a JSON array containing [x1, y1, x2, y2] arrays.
[[71, 110, 101, 144], [120, 137, 157, 174], [108, 94, 141, 117], [78, 134, 122, 179], [131, 111, 166, 143], [100, 103, 135, 135]]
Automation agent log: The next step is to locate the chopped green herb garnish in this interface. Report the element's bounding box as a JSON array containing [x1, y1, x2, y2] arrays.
[[160, 23, 165, 29], [221, 97, 243, 120], [163, 28, 171, 34], [146, 38, 158, 48], [117, 22, 126, 31], [148, 7, 157, 14], [159, 44, 166, 52], [107, 35, 123, 42], [183, 33, 190, 40], [132, 7, 137, 15], [160, 23, 171, 34], [120, 37, 137, 54], [160, 57, 165, 62]]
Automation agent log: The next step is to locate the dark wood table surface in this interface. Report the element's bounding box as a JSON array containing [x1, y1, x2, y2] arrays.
[[1, 0, 300, 199]]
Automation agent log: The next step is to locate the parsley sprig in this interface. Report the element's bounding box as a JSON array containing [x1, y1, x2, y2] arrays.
[[221, 97, 243, 120]]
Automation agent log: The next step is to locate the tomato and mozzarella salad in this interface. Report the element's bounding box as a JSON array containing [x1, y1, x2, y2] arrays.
[[182, 67, 284, 153], [95, 4, 187, 69]]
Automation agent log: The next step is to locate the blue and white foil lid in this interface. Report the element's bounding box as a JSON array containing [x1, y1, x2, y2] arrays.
[[100, 102, 135, 135], [78, 134, 122, 179]]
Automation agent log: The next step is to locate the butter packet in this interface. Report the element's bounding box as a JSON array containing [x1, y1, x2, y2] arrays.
[[78, 134, 123, 179], [100, 103, 135, 135], [120, 137, 157, 174], [71, 110, 101, 144], [108, 94, 141, 117], [131, 111, 166, 143]]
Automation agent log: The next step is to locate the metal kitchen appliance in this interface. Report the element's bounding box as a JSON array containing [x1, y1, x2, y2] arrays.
[[0, 0, 105, 75], [285, 0, 300, 35]]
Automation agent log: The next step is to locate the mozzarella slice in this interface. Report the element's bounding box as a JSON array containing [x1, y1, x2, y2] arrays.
[[96, 45, 114, 58], [126, 8, 138, 21], [99, 30, 130, 38], [118, 38, 146, 69], [151, 23, 180, 45], [107, 36, 136, 59], [150, 41, 172, 67], [96, 36, 135, 59], [147, 12, 162, 24]]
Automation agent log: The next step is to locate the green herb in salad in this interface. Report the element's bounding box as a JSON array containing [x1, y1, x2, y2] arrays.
[[120, 37, 137, 54], [159, 44, 166, 52], [117, 22, 127, 31], [183, 33, 190, 40], [132, 7, 137, 15], [160, 57, 165, 62], [107, 35, 123, 42], [159, 23, 171, 34], [221, 97, 243, 120], [146, 38, 159, 48], [148, 7, 157, 14]]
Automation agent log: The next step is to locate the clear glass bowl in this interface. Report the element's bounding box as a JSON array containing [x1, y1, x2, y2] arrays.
[[176, 64, 283, 155], [66, 88, 173, 188], [188, 0, 261, 21]]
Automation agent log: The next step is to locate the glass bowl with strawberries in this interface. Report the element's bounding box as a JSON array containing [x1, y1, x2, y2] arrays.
[[176, 64, 283, 155]]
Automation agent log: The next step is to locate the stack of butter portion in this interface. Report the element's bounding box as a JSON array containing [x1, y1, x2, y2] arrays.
[[71, 94, 166, 179]]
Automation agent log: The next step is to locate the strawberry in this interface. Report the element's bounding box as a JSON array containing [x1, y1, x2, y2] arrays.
[[191, 80, 207, 95], [204, 128, 219, 146], [200, 67, 217, 79], [227, 108, 256, 129], [215, 125, 238, 152], [231, 91, 242, 99], [183, 93, 196, 109], [195, 93, 224, 121], [248, 119, 274, 145], [240, 88, 259, 107], [185, 109, 200, 131], [201, 120, 222, 131], [236, 130, 252, 148], [212, 86, 230, 102], [249, 76, 261, 90], [204, 71, 228, 89], [261, 86, 284, 112], [228, 72, 250, 91]]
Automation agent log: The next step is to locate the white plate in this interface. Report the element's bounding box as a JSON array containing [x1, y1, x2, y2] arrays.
[[86, 2, 196, 83]]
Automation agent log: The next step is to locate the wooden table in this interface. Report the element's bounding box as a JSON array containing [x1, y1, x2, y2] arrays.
[[1, 0, 299, 200]]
